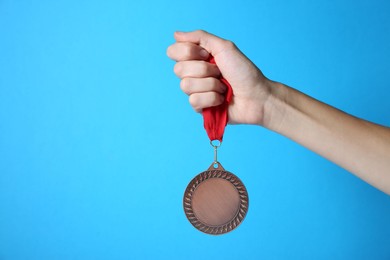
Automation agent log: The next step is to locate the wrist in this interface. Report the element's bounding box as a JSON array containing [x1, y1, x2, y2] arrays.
[[261, 80, 289, 132]]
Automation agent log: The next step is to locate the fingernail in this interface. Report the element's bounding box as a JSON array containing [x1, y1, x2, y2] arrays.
[[200, 49, 209, 58]]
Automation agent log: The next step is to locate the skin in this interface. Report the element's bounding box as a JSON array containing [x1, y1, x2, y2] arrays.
[[167, 30, 390, 195]]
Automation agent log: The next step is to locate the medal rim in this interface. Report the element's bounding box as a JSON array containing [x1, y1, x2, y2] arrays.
[[183, 166, 249, 235]]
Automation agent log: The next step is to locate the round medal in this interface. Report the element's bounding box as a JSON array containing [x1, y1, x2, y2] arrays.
[[183, 162, 249, 235]]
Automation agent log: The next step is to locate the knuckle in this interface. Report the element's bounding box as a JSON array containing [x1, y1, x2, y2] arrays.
[[180, 78, 191, 94], [166, 45, 173, 58], [196, 29, 207, 35], [189, 94, 200, 110], [222, 39, 236, 50], [173, 63, 182, 76]]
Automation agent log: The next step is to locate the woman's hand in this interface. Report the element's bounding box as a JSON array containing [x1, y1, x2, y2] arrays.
[[167, 30, 273, 125]]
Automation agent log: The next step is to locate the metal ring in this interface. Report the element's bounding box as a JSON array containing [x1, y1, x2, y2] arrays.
[[210, 140, 222, 148]]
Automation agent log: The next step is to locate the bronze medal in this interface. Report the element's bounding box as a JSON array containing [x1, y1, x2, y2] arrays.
[[183, 142, 249, 235]]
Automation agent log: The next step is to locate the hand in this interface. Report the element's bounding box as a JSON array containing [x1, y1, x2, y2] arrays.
[[167, 30, 273, 125]]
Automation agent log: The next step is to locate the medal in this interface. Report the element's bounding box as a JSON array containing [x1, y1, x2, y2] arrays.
[[183, 57, 249, 235]]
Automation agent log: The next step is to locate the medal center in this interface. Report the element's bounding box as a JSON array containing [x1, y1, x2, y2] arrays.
[[191, 177, 240, 226]]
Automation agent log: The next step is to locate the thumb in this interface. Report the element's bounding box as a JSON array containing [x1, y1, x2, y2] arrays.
[[174, 30, 232, 57]]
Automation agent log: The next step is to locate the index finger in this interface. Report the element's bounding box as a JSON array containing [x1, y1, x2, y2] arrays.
[[167, 42, 209, 62]]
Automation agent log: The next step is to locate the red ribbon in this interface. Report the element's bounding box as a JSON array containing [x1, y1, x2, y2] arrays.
[[202, 57, 233, 142]]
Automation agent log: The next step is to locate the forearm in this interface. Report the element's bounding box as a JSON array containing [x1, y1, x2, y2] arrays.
[[263, 81, 390, 194]]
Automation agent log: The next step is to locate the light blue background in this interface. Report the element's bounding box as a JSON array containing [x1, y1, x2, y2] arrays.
[[1, 0, 390, 259]]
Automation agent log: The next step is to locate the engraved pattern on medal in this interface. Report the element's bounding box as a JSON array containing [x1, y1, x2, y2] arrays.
[[183, 169, 249, 235]]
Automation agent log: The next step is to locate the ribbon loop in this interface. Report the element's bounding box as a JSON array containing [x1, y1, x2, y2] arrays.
[[202, 57, 233, 142]]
